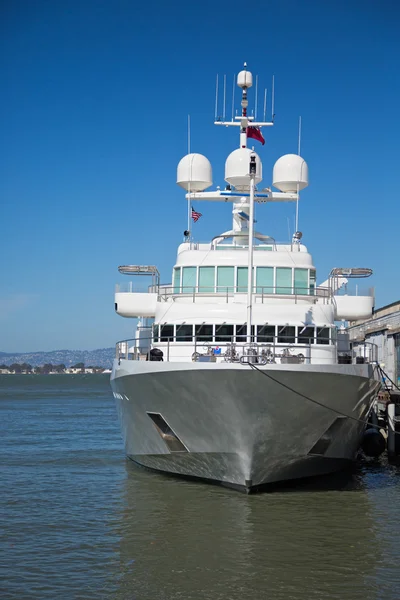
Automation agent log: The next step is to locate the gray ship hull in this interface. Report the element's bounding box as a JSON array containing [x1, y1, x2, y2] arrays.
[[111, 360, 380, 492]]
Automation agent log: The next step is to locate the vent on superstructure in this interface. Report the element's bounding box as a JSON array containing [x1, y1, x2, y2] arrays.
[[147, 412, 188, 453], [308, 417, 348, 456]]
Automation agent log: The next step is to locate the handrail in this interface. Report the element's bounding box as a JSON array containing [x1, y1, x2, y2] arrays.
[[114, 333, 378, 366], [156, 285, 333, 303]]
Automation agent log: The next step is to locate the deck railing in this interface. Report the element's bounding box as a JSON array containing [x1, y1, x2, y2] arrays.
[[115, 333, 378, 366], [116, 283, 331, 298], [156, 285, 332, 304]]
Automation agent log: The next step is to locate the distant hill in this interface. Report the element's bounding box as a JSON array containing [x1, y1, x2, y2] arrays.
[[0, 348, 115, 368]]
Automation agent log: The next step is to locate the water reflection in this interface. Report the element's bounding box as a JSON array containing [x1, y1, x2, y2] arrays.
[[111, 462, 387, 600]]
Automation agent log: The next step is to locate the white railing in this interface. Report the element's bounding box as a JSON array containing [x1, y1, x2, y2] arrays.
[[115, 283, 159, 293], [334, 286, 375, 297], [115, 334, 378, 366], [156, 285, 333, 304]]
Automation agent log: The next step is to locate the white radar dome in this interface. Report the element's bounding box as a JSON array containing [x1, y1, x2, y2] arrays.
[[225, 148, 262, 190], [177, 153, 212, 192], [237, 70, 253, 88], [272, 154, 309, 193]]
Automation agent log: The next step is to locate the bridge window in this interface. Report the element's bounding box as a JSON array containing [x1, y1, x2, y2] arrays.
[[176, 324, 193, 342], [215, 324, 234, 342], [278, 325, 296, 343], [294, 268, 309, 295], [198, 266, 215, 292], [153, 324, 159, 342], [236, 267, 248, 292], [276, 268, 293, 294], [182, 267, 197, 293], [298, 326, 315, 344], [310, 270, 316, 295], [173, 268, 181, 293], [257, 325, 275, 342], [195, 324, 213, 342], [217, 266, 234, 293], [317, 327, 330, 345], [160, 325, 174, 341], [256, 267, 274, 293], [236, 324, 254, 342]]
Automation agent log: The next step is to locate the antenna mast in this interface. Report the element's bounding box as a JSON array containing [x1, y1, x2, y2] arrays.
[[214, 75, 219, 120], [214, 63, 275, 145], [295, 116, 302, 233], [223, 74, 226, 120], [231, 74, 235, 121], [263, 88, 267, 122], [254, 75, 258, 120], [247, 154, 257, 344], [271, 75, 275, 121]]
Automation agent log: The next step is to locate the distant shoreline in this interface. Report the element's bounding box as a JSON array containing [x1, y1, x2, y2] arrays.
[[0, 370, 112, 375]]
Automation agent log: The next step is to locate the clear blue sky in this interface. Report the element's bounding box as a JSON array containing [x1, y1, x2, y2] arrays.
[[1, 0, 399, 352]]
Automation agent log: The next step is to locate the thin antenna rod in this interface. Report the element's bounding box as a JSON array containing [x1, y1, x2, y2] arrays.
[[231, 74, 235, 121], [255, 75, 258, 120], [188, 114, 191, 154], [263, 88, 267, 121], [214, 74, 218, 120], [271, 75, 275, 120], [295, 116, 302, 234], [298, 115, 302, 155], [223, 74, 226, 120]]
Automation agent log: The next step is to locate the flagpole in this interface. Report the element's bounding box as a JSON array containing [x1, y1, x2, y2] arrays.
[[187, 115, 191, 239], [247, 155, 256, 344]]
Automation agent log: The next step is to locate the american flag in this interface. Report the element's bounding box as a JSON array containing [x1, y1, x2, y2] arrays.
[[191, 207, 202, 222]]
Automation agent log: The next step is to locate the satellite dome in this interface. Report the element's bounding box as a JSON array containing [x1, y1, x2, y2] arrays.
[[272, 154, 308, 193], [237, 70, 253, 89], [225, 148, 262, 190], [177, 153, 212, 192]]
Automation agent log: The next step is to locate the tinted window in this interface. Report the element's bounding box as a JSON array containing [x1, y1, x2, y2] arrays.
[[236, 267, 248, 292], [173, 268, 181, 293], [198, 267, 215, 292], [215, 324, 234, 342], [176, 324, 193, 341], [310, 270, 316, 295], [195, 324, 213, 342], [276, 268, 292, 294], [298, 326, 315, 344], [236, 324, 255, 342], [160, 325, 174, 341], [294, 269, 309, 295], [257, 325, 275, 342], [182, 267, 196, 292], [278, 326, 295, 343], [317, 327, 330, 345], [217, 266, 234, 292], [256, 267, 274, 294]]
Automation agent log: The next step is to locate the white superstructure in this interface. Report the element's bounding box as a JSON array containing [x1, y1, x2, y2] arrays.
[[111, 65, 380, 492]]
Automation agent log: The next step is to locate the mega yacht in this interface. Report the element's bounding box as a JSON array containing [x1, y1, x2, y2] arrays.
[[111, 65, 380, 492]]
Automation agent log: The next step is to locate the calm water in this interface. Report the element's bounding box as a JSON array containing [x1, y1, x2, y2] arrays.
[[1, 375, 399, 600]]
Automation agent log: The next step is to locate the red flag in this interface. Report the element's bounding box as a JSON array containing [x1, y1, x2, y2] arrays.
[[246, 126, 265, 145]]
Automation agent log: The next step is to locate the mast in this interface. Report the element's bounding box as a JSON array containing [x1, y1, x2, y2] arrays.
[[247, 154, 256, 343], [239, 62, 250, 148], [179, 65, 307, 346]]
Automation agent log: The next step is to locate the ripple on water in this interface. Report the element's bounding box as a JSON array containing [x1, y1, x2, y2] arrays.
[[0, 375, 399, 600]]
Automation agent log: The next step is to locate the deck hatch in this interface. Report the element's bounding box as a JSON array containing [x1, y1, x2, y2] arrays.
[[147, 412, 188, 453], [308, 416, 348, 456]]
